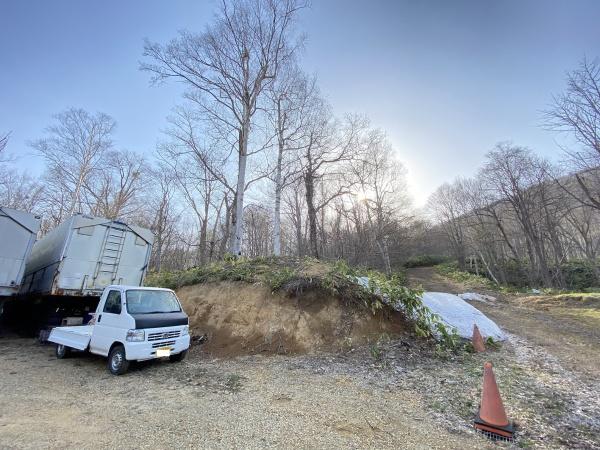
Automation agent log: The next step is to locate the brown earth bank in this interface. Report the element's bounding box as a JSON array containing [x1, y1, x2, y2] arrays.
[[177, 281, 410, 357]]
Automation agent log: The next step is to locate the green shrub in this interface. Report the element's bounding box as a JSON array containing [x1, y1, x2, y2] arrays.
[[404, 255, 448, 268], [435, 262, 497, 289], [496, 259, 530, 287], [434, 259, 600, 291], [327, 261, 460, 349], [485, 336, 501, 350], [560, 260, 599, 290], [145, 256, 289, 290]]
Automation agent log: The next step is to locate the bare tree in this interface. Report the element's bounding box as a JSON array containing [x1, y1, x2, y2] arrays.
[[142, 0, 306, 256], [162, 148, 219, 266], [562, 201, 600, 262], [282, 176, 307, 256], [299, 100, 367, 258], [30, 108, 115, 221], [142, 166, 181, 272], [83, 150, 147, 220], [479, 144, 554, 286], [545, 57, 600, 210], [0, 132, 10, 161], [244, 204, 273, 257], [428, 181, 469, 269], [160, 107, 239, 263], [266, 64, 316, 255], [348, 130, 411, 273], [0, 171, 44, 213]]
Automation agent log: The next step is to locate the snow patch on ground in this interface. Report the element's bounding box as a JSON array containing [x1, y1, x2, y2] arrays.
[[421, 292, 506, 341], [352, 276, 505, 341], [458, 292, 496, 303]]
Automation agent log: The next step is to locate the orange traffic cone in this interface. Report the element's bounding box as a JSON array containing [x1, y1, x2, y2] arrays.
[[472, 324, 486, 353], [474, 362, 514, 440]]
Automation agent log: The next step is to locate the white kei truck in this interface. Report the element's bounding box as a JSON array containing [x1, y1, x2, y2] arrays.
[[48, 285, 191, 375]]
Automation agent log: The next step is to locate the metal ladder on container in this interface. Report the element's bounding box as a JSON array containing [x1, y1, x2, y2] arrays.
[[93, 225, 127, 286]]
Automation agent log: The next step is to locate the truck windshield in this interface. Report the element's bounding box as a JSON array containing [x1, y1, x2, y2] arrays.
[[125, 290, 182, 314]]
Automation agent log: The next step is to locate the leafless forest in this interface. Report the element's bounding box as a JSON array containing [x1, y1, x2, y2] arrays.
[[1, 0, 599, 289], [429, 58, 600, 288]]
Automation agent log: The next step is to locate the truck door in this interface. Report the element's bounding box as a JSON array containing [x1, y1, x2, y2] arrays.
[[89, 289, 126, 356]]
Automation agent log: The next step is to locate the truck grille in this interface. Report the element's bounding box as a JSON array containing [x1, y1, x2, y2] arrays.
[[147, 330, 181, 341], [151, 340, 176, 349]]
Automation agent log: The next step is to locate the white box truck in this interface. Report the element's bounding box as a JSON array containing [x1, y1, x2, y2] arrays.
[[0, 207, 41, 297], [21, 214, 154, 297], [49, 285, 190, 375]]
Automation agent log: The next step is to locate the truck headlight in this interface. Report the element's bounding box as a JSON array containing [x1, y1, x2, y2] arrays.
[[126, 329, 145, 342], [181, 325, 189, 336]]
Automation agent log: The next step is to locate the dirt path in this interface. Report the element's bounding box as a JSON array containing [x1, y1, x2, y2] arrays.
[[408, 266, 468, 292], [407, 267, 600, 448], [0, 337, 490, 450], [408, 267, 600, 378]]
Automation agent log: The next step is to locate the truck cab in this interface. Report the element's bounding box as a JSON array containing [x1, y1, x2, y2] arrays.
[[49, 285, 190, 375]]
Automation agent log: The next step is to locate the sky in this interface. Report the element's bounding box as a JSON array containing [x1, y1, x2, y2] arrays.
[[1, 0, 600, 206]]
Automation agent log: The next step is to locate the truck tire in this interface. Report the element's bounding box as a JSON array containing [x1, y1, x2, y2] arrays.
[[169, 350, 187, 363], [55, 344, 70, 359], [108, 344, 129, 375]]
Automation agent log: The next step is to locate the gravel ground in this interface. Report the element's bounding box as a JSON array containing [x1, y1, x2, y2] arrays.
[[1, 329, 598, 449], [0, 337, 491, 450], [1, 267, 598, 449]]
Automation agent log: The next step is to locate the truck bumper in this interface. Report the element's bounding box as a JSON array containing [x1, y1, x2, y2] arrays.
[[125, 335, 190, 361]]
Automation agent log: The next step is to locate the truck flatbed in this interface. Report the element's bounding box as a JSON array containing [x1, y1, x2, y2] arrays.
[[49, 325, 93, 350]]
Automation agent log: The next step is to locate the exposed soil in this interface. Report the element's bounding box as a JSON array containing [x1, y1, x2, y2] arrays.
[[177, 281, 409, 357]]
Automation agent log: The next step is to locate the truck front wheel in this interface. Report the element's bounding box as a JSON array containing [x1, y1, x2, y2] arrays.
[[169, 350, 187, 363], [55, 344, 70, 359], [108, 344, 129, 375]]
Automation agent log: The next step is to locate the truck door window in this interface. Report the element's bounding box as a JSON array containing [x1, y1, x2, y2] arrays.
[[103, 290, 122, 314]]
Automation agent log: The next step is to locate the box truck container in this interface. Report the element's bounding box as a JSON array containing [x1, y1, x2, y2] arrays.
[[21, 214, 154, 297], [0, 207, 41, 296]]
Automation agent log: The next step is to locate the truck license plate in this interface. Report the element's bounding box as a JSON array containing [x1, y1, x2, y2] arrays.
[[156, 348, 171, 357]]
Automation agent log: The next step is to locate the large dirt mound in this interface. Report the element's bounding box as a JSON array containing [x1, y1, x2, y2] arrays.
[[177, 281, 409, 357]]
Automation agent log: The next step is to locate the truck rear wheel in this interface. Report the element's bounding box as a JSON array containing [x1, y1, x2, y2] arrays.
[[108, 344, 129, 375], [55, 344, 70, 359], [169, 350, 187, 362]]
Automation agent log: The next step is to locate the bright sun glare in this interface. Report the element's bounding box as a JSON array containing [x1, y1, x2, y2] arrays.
[[354, 190, 369, 202]]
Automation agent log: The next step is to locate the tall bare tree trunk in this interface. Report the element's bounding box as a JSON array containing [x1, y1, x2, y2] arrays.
[[69, 171, 87, 215], [221, 199, 233, 258], [231, 108, 250, 256], [375, 238, 392, 275], [304, 170, 319, 258], [273, 130, 284, 256], [293, 190, 303, 257]]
